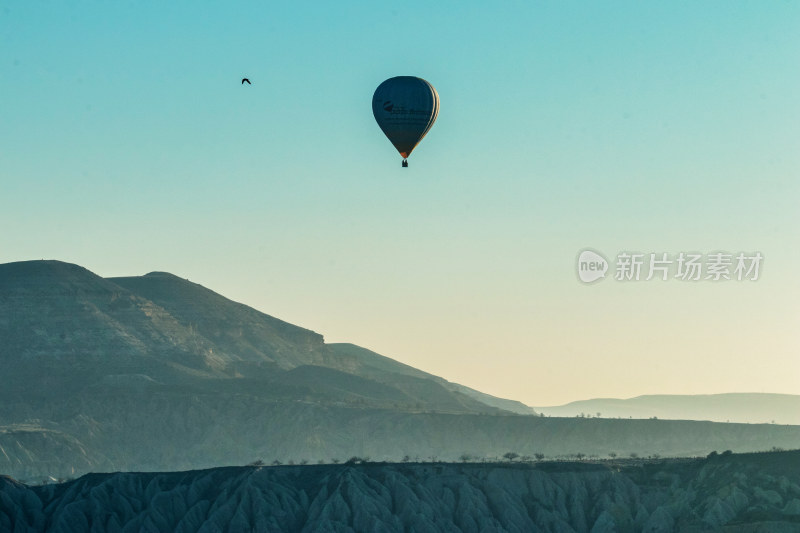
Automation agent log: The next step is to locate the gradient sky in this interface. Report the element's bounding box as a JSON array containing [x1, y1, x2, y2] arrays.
[[2, 1, 798, 406]]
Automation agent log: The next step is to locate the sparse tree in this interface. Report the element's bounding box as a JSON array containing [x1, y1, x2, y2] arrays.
[[459, 454, 471, 463], [299, 459, 308, 465], [596, 412, 602, 418], [503, 452, 520, 462], [271, 459, 282, 466], [534, 453, 545, 461], [629, 452, 638, 459], [401, 455, 410, 463], [608, 452, 617, 459], [247, 459, 265, 467], [331, 458, 340, 464], [575, 453, 586, 461]]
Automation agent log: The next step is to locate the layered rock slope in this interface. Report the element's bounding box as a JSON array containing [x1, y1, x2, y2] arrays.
[[2, 260, 799, 482], [2, 451, 800, 532]]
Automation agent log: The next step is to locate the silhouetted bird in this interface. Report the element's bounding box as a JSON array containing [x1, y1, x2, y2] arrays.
[[241, 78, 251, 85]]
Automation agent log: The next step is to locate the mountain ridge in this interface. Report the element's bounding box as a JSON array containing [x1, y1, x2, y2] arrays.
[[0, 259, 522, 414], [2, 259, 798, 482]]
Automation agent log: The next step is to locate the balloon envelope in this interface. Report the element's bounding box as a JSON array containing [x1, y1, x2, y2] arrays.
[[372, 76, 439, 159]]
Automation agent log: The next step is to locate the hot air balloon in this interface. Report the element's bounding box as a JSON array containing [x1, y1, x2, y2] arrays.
[[372, 76, 439, 167]]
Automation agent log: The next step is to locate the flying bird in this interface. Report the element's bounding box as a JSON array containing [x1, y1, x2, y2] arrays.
[[241, 78, 251, 85]]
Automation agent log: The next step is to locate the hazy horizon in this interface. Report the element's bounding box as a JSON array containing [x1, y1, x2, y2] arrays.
[[2, 2, 798, 405]]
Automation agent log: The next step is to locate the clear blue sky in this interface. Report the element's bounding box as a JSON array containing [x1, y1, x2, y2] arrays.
[[2, 1, 798, 405]]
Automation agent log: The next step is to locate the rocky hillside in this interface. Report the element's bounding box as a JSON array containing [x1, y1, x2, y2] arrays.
[[0, 260, 522, 412], [2, 451, 800, 532], [2, 260, 799, 483]]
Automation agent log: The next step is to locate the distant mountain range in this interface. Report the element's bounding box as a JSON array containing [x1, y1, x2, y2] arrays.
[[1, 260, 798, 481], [534, 393, 800, 425]]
